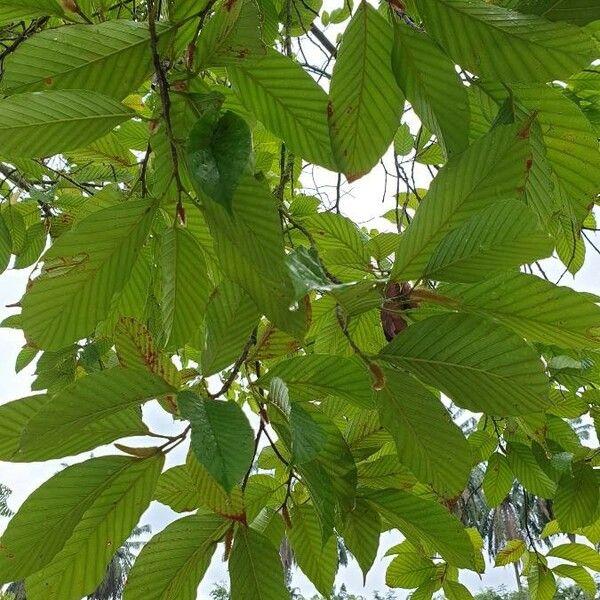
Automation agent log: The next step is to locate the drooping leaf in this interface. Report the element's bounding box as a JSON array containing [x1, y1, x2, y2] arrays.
[[0, 455, 161, 583], [339, 498, 381, 582], [123, 512, 228, 600], [178, 391, 255, 493], [160, 225, 212, 348], [386, 543, 437, 589], [440, 272, 600, 350], [391, 24, 469, 157], [258, 354, 375, 409], [200, 279, 261, 376], [229, 527, 288, 600], [554, 462, 599, 531], [379, 313, 549, 415], [515, 0, 600, 26], [328, 1, 403, 180], [376, 369, 472, 497], [495, 539, 526, 566], [506, 442, 557, 498], [364, 487, 476, 569], [21, 199, 155, 350], [0, 90, 133, 158], [547, 542, 600, 571], [482, 452, 514, 507], [228, 49, 335, 169], [288, 504, 338, 597]]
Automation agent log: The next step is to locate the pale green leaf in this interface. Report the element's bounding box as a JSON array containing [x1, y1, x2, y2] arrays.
[[0, 90, 133, 158], [415, 0, 595, 83], [379, 313, 549, 415], [123, 512, 228, 600], [229, 527, 288, 600], [377, 369, 472, 497], [495, 539, 526, 566], [328, 1, 403, 180], [289, 504, 338, 597], [424, 200, 554, 282], [392, 24, 469, 157], [21, 199, 155, 350], [482, 452, 514, 507], [1, 20, 174, 99], [25, 454, 164, 600], [391, 124, 530, 280], [228, 49, 334, 169]]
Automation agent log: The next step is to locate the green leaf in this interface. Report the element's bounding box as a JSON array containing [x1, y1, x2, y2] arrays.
[[0, 90, 133, 158], [0, 1, 64, 26], [195, 171, 307, 337], [379, 313, 549, 415], [123, 512, 228, 600], [554, 462, 599, 531], [328, 1, 403, 181], [391, 124, 531, 280], [414, 0, 595, 83], [229, 527, 288, 600], [200, 279, 260, 376], [195, 0, 266, 67], [186, 110, 252, 211], [0, 455, 160, 583], [0, 213, 11, 273], [339, 498, 381, 582], [512, 84, 600, 215], [258, 354, 374, 409], [515, 0, 600, 26], [495, 539, 526, 566], [160, 225, 212, 348], [178, 391, 255, 493], [288, 504, 338, 597], [0, 395, 46, 460], [0, 20, 174, 99], [482, 452, 514, 507], [506, 442, 557, 498], [25, 454, 163, 600], [18, 367, 170, 459], [423, 200, 553, 282], [528, 561, 557, 600], [547, 542, 600, 571], [21, 199, 155, 350], [386, 543, 437, 589], [364, 487, 476, 569], [440, 272, 600, 350], [394, 123, 414, 156], [228, 49, 334, 169], [115, 317, 181, 386], [552, 564, 597, 598], [13, 221, 46, 269], [376, 369, 472, 498], [444, 581, 474, 600], [392, 24, 469, 157]]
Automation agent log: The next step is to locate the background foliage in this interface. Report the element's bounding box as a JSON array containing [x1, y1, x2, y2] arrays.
[[0, 0, 600, 599]]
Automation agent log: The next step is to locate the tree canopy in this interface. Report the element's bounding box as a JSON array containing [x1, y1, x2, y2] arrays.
[[0, 0, 600, 599]]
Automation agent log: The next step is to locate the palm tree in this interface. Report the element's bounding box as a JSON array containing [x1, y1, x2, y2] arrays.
[[2, 525, 151, 600], [0, 484, 13, 518]]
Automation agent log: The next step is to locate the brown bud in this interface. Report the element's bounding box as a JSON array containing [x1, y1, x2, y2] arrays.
[[368, 362, 386, 391]]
